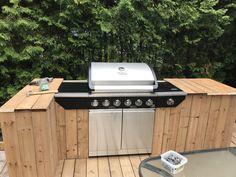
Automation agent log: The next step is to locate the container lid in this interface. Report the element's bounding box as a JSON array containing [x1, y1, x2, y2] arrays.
[[89, 62, 158, 92]]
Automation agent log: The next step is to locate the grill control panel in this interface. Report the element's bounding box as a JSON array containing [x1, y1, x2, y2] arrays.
[[55, 80, 187, 109], [89, 97, 157, 109], [56, 95, 186, 109]]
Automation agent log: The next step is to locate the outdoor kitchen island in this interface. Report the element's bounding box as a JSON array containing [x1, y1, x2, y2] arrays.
[[0, 78, 236, 177]]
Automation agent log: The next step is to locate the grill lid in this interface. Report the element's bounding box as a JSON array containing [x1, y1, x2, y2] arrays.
[[89, 62, 158, 92]]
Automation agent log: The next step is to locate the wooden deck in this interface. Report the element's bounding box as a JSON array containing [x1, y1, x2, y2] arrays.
[[55, 155, 149, 177]]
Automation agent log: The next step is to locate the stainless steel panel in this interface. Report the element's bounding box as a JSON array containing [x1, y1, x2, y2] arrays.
[[89, 62, 158, 92], [122, 108, 155, 153], [89, 109, 122, 156]]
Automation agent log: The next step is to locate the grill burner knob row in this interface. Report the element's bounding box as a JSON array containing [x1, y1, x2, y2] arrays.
[[146, 99, 154, 107], [124, 99, 132, 107], [113, 99, 121, 107], [91, 99, 99, 107], [167, 98, 175, 106], [102, 99, 110, 107], [135, 99, 143, 106]]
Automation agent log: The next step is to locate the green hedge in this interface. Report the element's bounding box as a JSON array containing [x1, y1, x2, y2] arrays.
[[0, 0, 236, 105]]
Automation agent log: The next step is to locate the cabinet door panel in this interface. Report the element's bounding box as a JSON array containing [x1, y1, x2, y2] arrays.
[[122, 109, 154, 153], [89, 109, 122, 156]]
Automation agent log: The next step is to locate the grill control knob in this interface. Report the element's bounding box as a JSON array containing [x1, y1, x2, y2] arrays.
[[102, 99, 110, 107], [113, 99, 121, 107], [91, 99, 99, 107], [167, 98, 175, 106], [124, 99, 132, 107], [135, 99, 143, 107], [146, 99, 154, 107]]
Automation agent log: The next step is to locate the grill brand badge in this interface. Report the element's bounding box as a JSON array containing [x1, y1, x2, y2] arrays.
[[118, 66, 127, 75]]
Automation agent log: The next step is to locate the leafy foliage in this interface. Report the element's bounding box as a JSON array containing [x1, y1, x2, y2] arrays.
[[0, 0, 236, 105]]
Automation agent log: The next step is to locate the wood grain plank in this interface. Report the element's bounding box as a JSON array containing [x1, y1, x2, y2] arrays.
[[119, 156, 135, 177], [185, 95, 202, 151], [32, 111, 52, 177], [109, 156, 123, 177], [176, 79, 208, 94], [213, 96, 231, 148], [203, 96, 222, 149], [161, 108, 171, 153], [189, 79, 222, 95], [87, 158, 98, 177], [15, 95, 41, 110], [16, 111, 38, 177], [0, 79, 37, 112], [152, 108, 165, 155], [74, 159, 87, 177], [166, 106, 181, 150], [65, 110, 78, 158], [175, 96, 192, 152], [129, 155, 141, 177], [194, 96, 212, 150], [54, 160, 64, 177], [77, 109, 88, 159], [98, 157, 110, 177], [222, 96, 236, 147], [15, 83, 41, 111], [62, 159, 75, 177], [197, 79, 236, 95], [32, 78, 63, 110], [55, 103, 66, 160], [49, 101, 59, 172], [0, 113, 23, 177]]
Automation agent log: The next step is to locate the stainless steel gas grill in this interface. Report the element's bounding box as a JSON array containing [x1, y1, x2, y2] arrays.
[[89, 62, 158, 92], [55, 62, 186, 156]]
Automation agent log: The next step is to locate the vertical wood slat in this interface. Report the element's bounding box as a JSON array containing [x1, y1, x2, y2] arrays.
[[55, 103, 66, 160], [49, 101, 59, 172], [194, 96, 212, 150], [65, 110, 78, 158], [16, 111, 38, 177], [166, 106, 181, 150], [161, 108, 171, 153], [152, 108, 166, 155], [203, 96, 222, 149], [77, 109, 88, 159], [222, 96, 236, 147], [175, 96, 192, 152], [214, 96, 231, 148], [0, 112, 23, 177], [185, 95, 203, 151], [32, 111, 52, 177]]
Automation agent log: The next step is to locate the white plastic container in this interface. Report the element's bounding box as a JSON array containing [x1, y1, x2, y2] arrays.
[[161, 150, 188, 174]]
